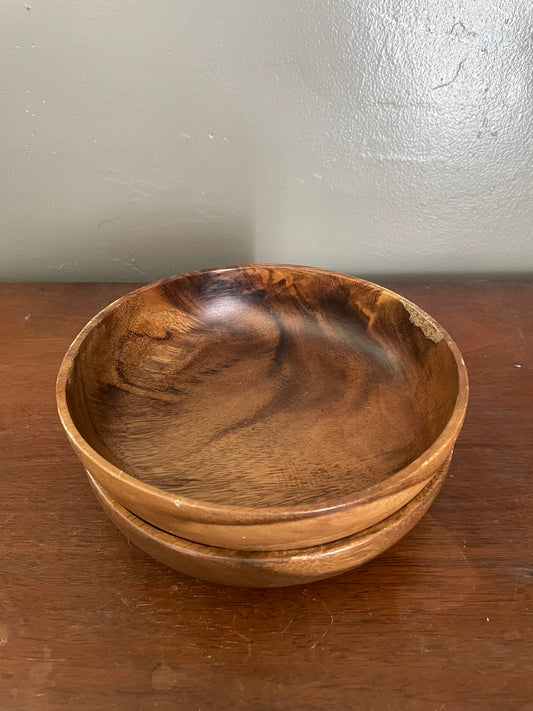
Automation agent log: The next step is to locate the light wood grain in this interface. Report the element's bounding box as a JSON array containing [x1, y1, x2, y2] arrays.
[[0, 280, 531, 711]]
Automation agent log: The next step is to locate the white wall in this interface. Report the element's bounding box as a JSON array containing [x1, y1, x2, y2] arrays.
[[2, 0, 532, 280]]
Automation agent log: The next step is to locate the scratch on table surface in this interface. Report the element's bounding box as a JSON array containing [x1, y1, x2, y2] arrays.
[[280, 617, 294, 634], [231, 631, 253, 662], [308, 596, 335, 657], [21, 644, 54, 711], [462, 538, 470, 564], [310, 616, 334, 657], [0, 623, 8, 646]]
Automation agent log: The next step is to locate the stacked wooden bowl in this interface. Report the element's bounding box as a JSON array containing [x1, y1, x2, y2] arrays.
[[56, 265, 468, 587]]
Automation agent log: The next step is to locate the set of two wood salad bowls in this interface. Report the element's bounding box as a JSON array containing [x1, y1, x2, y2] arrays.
[[57, 265, 468, 587]]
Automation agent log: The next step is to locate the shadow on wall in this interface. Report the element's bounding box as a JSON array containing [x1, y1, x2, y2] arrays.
[[20, 209, 254, 282]]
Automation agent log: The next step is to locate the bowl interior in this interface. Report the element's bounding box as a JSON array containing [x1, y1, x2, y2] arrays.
[[65, 266, 461, 509]]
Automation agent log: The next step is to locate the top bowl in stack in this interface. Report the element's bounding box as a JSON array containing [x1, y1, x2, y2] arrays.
[[57, 265, 468, 552]]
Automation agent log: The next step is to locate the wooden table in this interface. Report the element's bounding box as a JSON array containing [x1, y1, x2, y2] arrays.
[[1, 280, 531, 711]]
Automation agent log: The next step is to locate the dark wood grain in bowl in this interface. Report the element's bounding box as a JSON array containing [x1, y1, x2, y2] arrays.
[[57, 265, 468, 550], [87, 456, 450, 587]]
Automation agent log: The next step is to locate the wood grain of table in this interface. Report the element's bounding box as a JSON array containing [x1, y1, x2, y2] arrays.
[[0, 280, 531, 711]]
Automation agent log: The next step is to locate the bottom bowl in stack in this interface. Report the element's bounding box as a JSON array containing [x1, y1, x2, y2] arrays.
[[87, 459, 448, 588]]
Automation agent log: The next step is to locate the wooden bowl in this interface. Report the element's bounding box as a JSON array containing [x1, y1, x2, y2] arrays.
[[87, 456, 449, 587], [57, 265, 468, 550]]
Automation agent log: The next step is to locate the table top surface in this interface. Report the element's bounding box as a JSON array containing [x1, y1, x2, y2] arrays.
[[1, 279, 531, 711]]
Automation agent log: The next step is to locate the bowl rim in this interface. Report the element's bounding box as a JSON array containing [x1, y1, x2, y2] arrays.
[[56, 263, 469, 525]]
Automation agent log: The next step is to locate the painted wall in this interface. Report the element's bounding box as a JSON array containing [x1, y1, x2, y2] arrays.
[[2, 0, 532, 280]]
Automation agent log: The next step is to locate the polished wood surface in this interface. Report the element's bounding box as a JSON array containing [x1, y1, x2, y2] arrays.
[[87, 456, 449, 588], [57, 266, 467, 550], [1, 280, 531, 710]]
